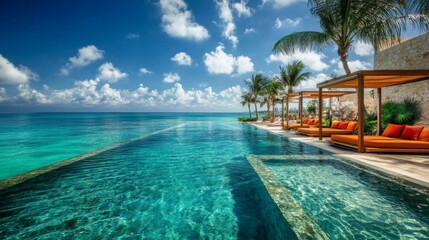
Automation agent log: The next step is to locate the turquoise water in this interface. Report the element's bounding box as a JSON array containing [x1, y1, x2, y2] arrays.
[[266, 159, 429, 239], [0, 113, 300, 239], [0, 113, 428, 239]]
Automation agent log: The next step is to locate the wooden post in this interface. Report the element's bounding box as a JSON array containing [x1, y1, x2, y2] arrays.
[[357, 75, 365, 152], [281, 98, 285, 128], [318, 88, 323, 140], [299, 92, 303, 127], [328, 97, 332, 127], [286, 97, 289, 129], [377, 88, 382, 136]]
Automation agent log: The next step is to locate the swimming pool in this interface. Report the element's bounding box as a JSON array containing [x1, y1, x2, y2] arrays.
[[0, 113, 428, 239]]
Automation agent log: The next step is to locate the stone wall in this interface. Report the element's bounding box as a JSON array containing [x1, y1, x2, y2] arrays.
[[374, 32, 429, 126]]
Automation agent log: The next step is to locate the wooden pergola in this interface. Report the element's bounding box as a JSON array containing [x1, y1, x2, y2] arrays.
[[281, 90, 355, 129], [317, 70, 429, 152]]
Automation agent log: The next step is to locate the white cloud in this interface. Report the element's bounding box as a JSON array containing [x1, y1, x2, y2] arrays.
[[17, 83, 51, 104], [275, 17, 302, 28], [267, 50, 329, 72], [171, 52, 192, 65], [159, 0, 210, 41], [263, 0, 306, 8], [163, 72, 181, 83], [139, 68, 152, 75], [233, 0, 252, 17], [4, 79, 245, 111], [216, 0, 238, 48], [297, 73, 330, 89], [60, 45, 104, 75], [0, 55, 37, 85], [354, 41, 374, 56], [203, 44, 254, 75], [244, 28, 255, 34], [334, 60, 372, 74], [0, 87, 7, 101], [126, 33, 140, 39], [97, 63, 128, 83], [236, 56, 254, 74]]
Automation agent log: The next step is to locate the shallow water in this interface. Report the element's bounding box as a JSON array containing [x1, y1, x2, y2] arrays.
[[266, 159, 429, 239]]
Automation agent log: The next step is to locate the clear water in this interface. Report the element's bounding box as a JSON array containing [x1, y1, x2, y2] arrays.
[[0, 113, 428, 239], [0, 113, 300, 239], [266, 159, 429, 239]]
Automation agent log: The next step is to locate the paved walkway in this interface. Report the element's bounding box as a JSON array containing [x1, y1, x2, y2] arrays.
[[251, 123, 429, 188]]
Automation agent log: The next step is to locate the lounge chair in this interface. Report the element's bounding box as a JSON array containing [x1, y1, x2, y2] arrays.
[[296, 121, 358, 137], [285, 118, 319, 130], [266, 117, 282, 126], [330, 124, 429, 153]]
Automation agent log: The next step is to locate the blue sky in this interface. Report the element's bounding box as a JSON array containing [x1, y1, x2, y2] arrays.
[[0, 0, 424, 112]]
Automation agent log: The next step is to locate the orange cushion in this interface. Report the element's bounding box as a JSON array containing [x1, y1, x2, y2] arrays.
[[307, 119, 314, 125], [418, 128, 429, 142], [346, 122, 358, 131], [388, 124, 405, 138], [303, 118, 309, 124], [382, 124, 395, 137], [338, 122, 349, 129], [312, 119, 319, 125], [400, 125, 424, 140], [331, 121, 340, 129]]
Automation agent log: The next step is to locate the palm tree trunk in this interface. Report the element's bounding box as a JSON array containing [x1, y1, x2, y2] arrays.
[[247, 103, 252, 118], [339, 50, 351, 74], [272, 98, 275, 118], [254, 95, 259, 119]]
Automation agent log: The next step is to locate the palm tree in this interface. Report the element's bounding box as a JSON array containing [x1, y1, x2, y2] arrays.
[[245, 74, 268, 120], [273, 0, 429, 74], [265, 79, 283, 118], [276, 61, 310, 94], [241, 92, 253, 118]]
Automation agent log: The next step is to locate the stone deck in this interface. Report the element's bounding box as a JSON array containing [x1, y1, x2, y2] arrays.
[[251, 123, 429, 188]]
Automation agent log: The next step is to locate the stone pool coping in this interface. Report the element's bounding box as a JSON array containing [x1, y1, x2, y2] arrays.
[[250, 123, 429, 188], [247, 154, 330, 240]]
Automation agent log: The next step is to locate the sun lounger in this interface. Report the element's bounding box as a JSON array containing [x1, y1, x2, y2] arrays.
[[285, 119, 319, 130], [330, 124, 429, 153], [296, 121, 358, 137]]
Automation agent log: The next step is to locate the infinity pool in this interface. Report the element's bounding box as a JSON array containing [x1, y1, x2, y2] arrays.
[[0, 113, 428, 239]]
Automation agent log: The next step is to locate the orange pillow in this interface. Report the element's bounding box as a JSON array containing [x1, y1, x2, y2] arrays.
[[346, 121, 358, 131], [387, 124, 405, 138], [331, 121, 340, 129], [418, 128, 429, 141], [338, 122, 349, 129], [400, 125, 424, 140], [304, 119, 310, 124], [313, 119, 319, 125], [307, 119, 314, 125], [382, 124, 394, 137]]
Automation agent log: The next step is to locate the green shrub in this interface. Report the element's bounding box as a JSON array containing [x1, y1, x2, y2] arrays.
[[382, 98, 422, 128], [262, 113, 272, 121], [238, 117, 258, 122]]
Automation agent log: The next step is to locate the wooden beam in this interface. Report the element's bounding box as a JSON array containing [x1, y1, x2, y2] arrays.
[[318, 87, 323, 140], [377, 88, 382, 136], [357, 75, 365, 152]]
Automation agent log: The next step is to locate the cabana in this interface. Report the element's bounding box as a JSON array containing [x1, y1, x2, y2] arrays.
[[281, 90, 355, 129], [317, 70, 429, 153]]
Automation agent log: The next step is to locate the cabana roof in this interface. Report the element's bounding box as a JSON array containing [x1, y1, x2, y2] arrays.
[[317, 70, 429, 89], [283, 90, 355, 100]]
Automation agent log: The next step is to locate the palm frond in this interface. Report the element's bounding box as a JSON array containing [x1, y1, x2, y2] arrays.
[[273, 31, 331, 54]]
